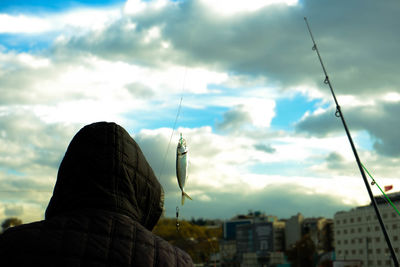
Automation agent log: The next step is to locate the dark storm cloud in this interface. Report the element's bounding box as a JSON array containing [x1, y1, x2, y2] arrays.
[[56, 0, 400, 96], [295, 101, 400, 156]]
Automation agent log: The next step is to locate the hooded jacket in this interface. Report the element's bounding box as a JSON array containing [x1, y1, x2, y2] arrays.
[[0, 122, 194, 267]]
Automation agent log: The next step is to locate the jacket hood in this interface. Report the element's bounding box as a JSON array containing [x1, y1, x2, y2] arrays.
[[45, 122, 164, 230]]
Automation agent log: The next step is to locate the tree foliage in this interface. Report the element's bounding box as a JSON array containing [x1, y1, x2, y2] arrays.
[[286, 233, 316, 267], [153, 218, 222, 263], [1, 217, 22, 232]]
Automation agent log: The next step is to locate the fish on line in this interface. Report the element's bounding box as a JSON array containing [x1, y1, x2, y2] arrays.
[[176, 133, 192, 205]]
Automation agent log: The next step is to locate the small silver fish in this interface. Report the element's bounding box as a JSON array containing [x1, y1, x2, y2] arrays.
[[176, 133, 192, 205]]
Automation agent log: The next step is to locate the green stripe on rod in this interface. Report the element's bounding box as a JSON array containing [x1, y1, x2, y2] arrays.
[[361, 163, 400, 217]]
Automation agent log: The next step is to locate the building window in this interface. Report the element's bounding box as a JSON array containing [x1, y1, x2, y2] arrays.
[[344, 240, 348, 244], [375, 226, 380, 231], [376, 237, 380, 242], [344, 229, 348, 234], [377, 260, 382, 265], [338, 250, 341, 254], [392, 213, 396, 218], [350, 218, 354, 223], [359, 238, 363, 243], [383, 213, 388, 219], [367, 227, 371, 232], [343, 219, 347, 224], [368, 249, 373, 254], [337, 240, 341, 245], [394, 236, 398, 241], [393, 224, 397, 230], [351, 239, 355, 244], [376, 248, 381, 254], [337, 230, 341, 235], [395, 248, 399, 253], [350, 228, 355, 233], [357, 217, 361, 222], [358, 227, 362, 233], [359, 249, 363, 254], [351, 249, 356, 255]]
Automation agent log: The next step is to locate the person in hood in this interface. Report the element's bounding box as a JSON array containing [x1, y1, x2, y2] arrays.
[[0, 122, 194, 267]]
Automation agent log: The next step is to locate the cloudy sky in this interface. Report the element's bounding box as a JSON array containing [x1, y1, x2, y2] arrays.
[[1, 0, 399, 224]]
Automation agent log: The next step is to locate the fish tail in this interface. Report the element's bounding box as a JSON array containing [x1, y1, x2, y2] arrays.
[[181, 191, 192, 205]]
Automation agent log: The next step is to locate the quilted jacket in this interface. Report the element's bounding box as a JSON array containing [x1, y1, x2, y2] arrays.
[[0, 122, 194, 267]]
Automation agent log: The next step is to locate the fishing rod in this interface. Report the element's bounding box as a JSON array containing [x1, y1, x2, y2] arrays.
[[304, 17, 399, 267]]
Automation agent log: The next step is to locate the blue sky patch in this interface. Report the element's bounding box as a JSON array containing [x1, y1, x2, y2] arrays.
[[0, 0, 125, 13], [0, 167, 26, 177], [0, 33, 54, 53], [125, 104, 229, 130], [271, 94, 324, 131], [179, 105, 229, 128], [354, 130, 373, 151]]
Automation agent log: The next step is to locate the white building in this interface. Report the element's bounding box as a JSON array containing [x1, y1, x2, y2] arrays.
[[334, 193, 400, 267]]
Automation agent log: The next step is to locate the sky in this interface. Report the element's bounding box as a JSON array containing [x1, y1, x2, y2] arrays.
[[1, 0, 400, 224]]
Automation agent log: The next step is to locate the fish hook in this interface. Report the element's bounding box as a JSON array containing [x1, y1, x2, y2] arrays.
[[176, 206, 180, 231]]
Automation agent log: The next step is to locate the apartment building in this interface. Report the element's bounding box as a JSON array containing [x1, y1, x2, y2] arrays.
[[285, 213, 304, 250], [334, 192, 400, 267]]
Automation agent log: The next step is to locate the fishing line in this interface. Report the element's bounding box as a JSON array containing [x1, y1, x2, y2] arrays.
[[158, 69, 187, 232], [157, 94, 184, 181], [361, 164, 400, 265], [157, 28, 194, 232], [176, 206, 180, 231], [362, 163, 400, 217], [157, 35, 192, 181]]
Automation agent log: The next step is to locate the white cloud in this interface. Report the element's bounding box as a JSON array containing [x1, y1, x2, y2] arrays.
[[382, 92, 400, 102], [0, 8, 121, 34], [199, 0, 298, 16], [0, 14, 52, 33], [0, 51, 51, 70]]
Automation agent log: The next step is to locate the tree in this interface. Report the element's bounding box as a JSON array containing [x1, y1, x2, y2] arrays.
[[1, 217, 22, 232], [153, 218, 222, 263], [286, 233, 316, 267]]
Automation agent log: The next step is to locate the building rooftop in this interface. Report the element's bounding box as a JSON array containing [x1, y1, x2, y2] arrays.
[[373, 191, 400, 205]]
